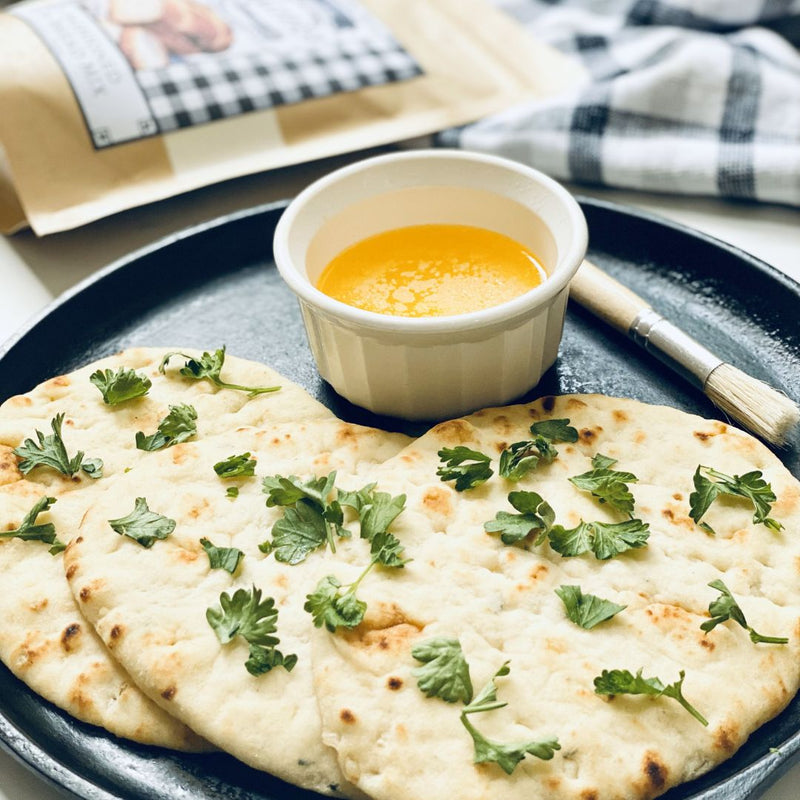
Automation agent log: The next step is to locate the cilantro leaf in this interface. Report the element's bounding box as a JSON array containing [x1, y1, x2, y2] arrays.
[[246, 643, 298, 676], [214, 452, 256, 479], [269, 502, 330, 564], [702, 579, 788, 645], [160, 347, 280, 397], [594, 668, 708, 726], [200, 537, 244, 574], [498, 419, 578, 482], [484, 491, 555, 546], [569, 454, 638, 517], [263, 473, 337, 509], [437, 447, 493, 492], [206, 585, 296, 674], [108, 497, 176, 548], [689, 466, 783, 533], [590, 520, 650, 560], [261, 472, 347, 561], [530, 418, 579, 444], [411, 638, 473, 703], [302, 483, 408, 631], [461, 662, 560, 773], [0, 496, 66, 555], [549, 519, 649, 560], [369, 529, 409, 568], [548, 520, 593, 556], [498, 441, 542, 482], [555, 585, 626, 629], [135, 404, 197, 451], [337, 484, 377, 513], [90, 367, 151, 405], [304, 575, 366, 632], [359, 491, 406, 542], [13, 414, 103, 479]]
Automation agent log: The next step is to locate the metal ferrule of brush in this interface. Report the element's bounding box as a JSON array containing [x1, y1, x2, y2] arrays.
[[628, 308, 723, 390]]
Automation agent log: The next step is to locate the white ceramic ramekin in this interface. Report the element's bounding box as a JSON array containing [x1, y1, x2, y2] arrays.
[[273, 150, 588, 420]]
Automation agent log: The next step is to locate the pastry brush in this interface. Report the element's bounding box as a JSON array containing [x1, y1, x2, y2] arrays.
[[569, 259, 800, 447]]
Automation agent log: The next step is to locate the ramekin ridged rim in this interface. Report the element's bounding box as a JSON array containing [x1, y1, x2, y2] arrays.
[[273, 150, 588, 334]]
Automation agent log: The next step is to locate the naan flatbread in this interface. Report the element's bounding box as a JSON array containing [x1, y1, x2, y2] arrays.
[[63, 421, 409, 796], [310, 395, 800, 800], [0, 347, 360, 752]]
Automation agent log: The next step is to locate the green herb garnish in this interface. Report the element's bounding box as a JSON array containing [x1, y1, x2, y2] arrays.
[[135, 404, 197, 451], [108, 497, 176, 548], [0, 496, 65, 555], [594, 668, 708, 726], [437, 446, 493, 491], [569, 454, 638, 517], [484, 491, 555, 545], [200, 537, 244, 574], [555, 584, 626, 629], [226, 487, 239, 499], [214, 452, 257, 479], [549, 518, 649, 560], [13, 413, 103, 479], [702, 579, 788, 644], [261, 472, 345, 562], [304, 486, 408, 632], [206, 585, 297, 675], [90, 367, 151, 405], [160, 347, 280, 397], [411, 637, 473, 703], [499, 419, 578, 481], [461, 663, 561, 773], [689, 466, 782, 534]]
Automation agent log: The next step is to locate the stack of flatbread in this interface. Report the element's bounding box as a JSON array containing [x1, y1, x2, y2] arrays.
[[1, 348, 798, 800]]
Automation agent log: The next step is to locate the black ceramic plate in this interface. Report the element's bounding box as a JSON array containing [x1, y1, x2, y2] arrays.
[[0, 198, 798, 800]]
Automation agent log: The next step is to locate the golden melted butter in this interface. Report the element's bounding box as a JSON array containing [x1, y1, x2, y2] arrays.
[[316, 224, 546, 317]]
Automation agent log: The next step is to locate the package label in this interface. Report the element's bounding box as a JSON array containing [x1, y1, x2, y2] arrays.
[[13, 0, 423, 148]]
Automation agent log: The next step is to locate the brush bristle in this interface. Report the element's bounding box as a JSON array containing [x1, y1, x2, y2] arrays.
[[705, 363, 800, 447]]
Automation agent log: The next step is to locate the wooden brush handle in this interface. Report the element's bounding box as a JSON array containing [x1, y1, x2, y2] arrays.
[[569, 259, 651, 334]]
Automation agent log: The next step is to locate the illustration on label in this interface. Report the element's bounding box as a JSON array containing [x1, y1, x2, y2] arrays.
[[13, 0, 423, 148]]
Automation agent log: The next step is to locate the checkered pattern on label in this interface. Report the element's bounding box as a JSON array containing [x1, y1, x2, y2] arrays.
[[138, 40, 421, 132]]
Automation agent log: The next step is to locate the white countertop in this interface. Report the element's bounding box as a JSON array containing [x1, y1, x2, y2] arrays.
[[0, 156, 799, 800]]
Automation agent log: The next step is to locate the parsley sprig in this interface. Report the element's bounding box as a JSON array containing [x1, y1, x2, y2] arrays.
[[569, 454, 638, 517], [160, 347, 280, 397], [689, 466, 783, 534], [135, 404, 197, 451], [13, 414, 103, 479], [555, 585, 626, 629], [702, 579, 788, 645], [90, 367, 151, 405], [594, 668, 708, 726], [499, 419, 578, 481], [305, 487, 408, 632], [437, 447, 493, 492], [461, 663, 561, 773], [484, 491, 555, 546], [1, 496, 65, 555], [549, 518, 650, 560], [108, 497, 176, 548], [206, 585, 297, 675]]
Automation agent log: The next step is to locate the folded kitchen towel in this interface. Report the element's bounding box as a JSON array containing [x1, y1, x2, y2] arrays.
[[439, 0, 800, 206]]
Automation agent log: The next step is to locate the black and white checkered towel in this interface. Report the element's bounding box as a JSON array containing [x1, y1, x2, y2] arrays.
[[440, 0, 800, 206]]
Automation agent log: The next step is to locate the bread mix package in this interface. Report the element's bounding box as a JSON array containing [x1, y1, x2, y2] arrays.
[[0, 0, 583, 235]]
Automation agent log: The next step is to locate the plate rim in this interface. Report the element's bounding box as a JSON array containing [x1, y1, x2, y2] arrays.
[[1, 196, 799, 800]]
